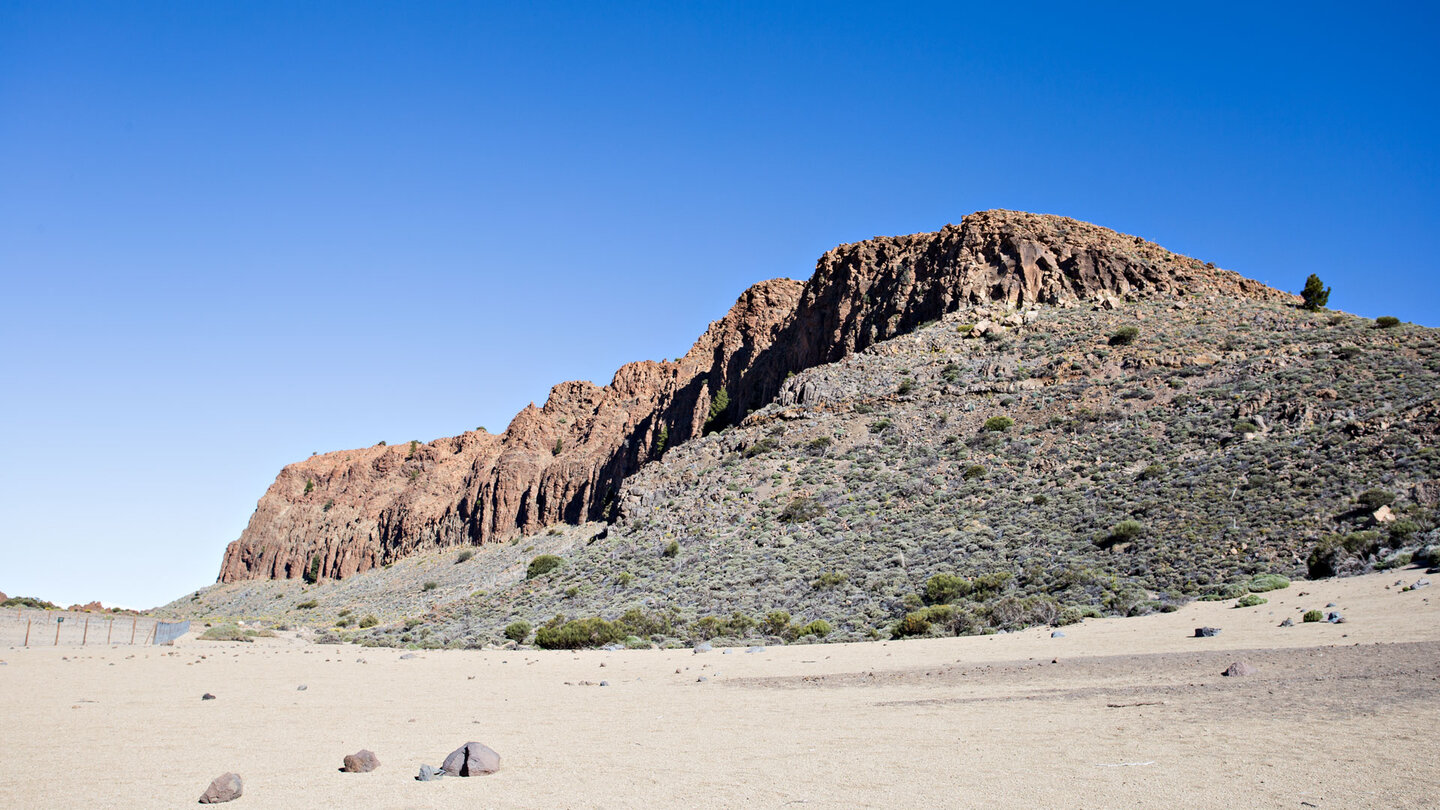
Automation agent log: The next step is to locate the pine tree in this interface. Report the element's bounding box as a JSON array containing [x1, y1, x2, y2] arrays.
[[1301, 274, 1330, 311]]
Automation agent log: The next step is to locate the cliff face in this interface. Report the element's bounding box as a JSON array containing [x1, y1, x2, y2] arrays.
[[218, 210, 1295, 582]]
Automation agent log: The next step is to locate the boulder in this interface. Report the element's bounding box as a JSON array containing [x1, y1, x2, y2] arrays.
[[416, 764, 444, 782], [1194, 627, 1221, 638], [692, 642, 712, 654], [342, 750, 380, 773], [198, 773, 243, 804], [1222, 661, 1258, 677], [441, 742, 501, 777], [1372, 505, 1396, 524]]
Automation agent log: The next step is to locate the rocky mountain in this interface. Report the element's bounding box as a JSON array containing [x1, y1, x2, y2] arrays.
[[219, 210, 1295, 584]]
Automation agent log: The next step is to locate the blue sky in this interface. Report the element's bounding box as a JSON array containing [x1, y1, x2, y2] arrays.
[[2, 2, 1436, 608]]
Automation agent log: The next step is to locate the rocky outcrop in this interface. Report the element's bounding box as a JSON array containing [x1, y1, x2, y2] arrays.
[[218, 210, 1296, 582]]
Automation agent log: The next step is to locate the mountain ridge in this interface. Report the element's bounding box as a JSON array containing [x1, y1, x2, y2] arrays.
[[218, 210, 1296, 583]]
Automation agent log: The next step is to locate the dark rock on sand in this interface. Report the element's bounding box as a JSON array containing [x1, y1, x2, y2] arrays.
[[441, 742, 501, 777], [342, 750, 380, 773], [201, 693, 216, 701], [198, 773, 243, 803], [1194, 627, 1221, 637]]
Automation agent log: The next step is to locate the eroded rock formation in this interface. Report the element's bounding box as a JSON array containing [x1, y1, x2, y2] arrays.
[[218, 210, 1294, 582]]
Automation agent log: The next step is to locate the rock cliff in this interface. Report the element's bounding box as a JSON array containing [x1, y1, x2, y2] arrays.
[[218, 210, 1294, 582]]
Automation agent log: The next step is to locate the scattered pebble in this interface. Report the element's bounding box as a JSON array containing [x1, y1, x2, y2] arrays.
[[400, 653, 418, 660], [1279, 618, 1294, 627], [201, 693, 216, 700], [296, 685, 307, 691]]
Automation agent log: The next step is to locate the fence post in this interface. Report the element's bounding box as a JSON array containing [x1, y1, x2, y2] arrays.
[[54, 618, 62, 646], [83, 616, 90, 646], [107, 619, 113, 645], [130, 618, 137, 644], [24, 619, 30, 646], [146, 623, 157, 645]]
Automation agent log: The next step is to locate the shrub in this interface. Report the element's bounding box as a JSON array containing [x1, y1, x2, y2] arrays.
[[941, 363, 961, 382], [1234, 420, 1260, 434], [925, 573, 972, 604], [338, 609, 351, 617], [199, 624, 251, 642], [1137, 464, 1165, 481], [1106, 520, 1145, 544], [304, 555, 321, 584], [1356, 489, 1395, 510], [762, 611, 791, 636], [296, 600, 318, 610], [304, 478, 314, 494], [1110, 325, 1139, 345], [527, 555, 563, 579], [0, 596, 58, 610], [779, 496, 824, 523], [504, 621, 532, 643], [358, 614, 379, 628], [794, 619, 832, 639], [1303, 609, 1323, 623], [552, 438, 563, 456], [806, 436, 833, 455], [616, 572, 635, 587], [1031, 494, 1048, 506], [335, 617, 352, 627], [1375, 316, 1400, 328], [1234, 594, 1267, 608], [963, 464, 986, 480], [1247, 574, 1290, 593], [653, 424, 669, 458], [896, 378, 915, 395], [744, 437, 778, 458], [868, 419, 892, 433], [407, 439, 419, 459], [534, 616, 623, 649], [983, 416, 1015, 432], [814, 571, 848, 590], [663, 540, 680, 558], [422, 581, 438, 591], [1301, 274, 1330, 311], [455, 549, 474, 564]]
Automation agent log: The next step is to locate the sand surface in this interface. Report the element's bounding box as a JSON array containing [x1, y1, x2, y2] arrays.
[[2, 571, 1437, 808]]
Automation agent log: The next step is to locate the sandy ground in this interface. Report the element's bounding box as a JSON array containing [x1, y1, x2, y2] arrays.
[[2, 571, 1437, 809]]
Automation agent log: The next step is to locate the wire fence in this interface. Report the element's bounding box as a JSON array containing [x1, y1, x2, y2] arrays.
[[0, 607, 187, 647]]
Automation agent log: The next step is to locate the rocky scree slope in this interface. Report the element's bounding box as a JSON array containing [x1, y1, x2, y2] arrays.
[[219, 210, 1290, 584], [171, 295, 1440, 647]]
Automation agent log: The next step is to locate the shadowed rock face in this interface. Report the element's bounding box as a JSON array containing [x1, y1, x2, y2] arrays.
[[217, 210, 1294, 582]]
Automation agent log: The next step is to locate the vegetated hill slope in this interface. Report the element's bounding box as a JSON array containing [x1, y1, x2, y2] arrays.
[[217, 210, 1292, 584], [166, 296, 1440, 646]]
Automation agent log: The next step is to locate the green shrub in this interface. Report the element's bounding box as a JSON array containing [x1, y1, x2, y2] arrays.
[[983, 416, 1015, 432], [534, 616, 623, 649], [653, 424, 668, 458], [1247, 574, 1290, 593], [941, 363, 961, 382], [338, 609, 351, 617], [358, 614, 379, 628], [1356, 489, 1395, 510], [455, 549, 474, 563], [925, 573, 971, 604], [814, 571, 849, 589], [762, 611, 791, 636], [794, 619, 832, 638], [296, 599, 318, 610], [896, 378, 915, 395], [422, 581, 438, 591], [616, 572, 635, 587], [1375, 316, 1400, 328], [806, 436, 833, 455], [1111, 325, 1139, 345], [1376, 552, 1412, 570], [1234, 420, 1260, 434], [963, 464, 986, 480], [779, 496, 824, 523], [1031, 494, 1048, 505], [1234, 594, 1267, 608], [0, 596, 58, 610], [527, 554, 563, 579], [552, 438, 564, 456], [663, 540, 680, 557], [1106, 520, 1145, 544], [199, 624, 252, 642], [504, 620, 532, 643], [1303, 610, 1323, 623], [304, 478, 314, 494], [744, 437, 779, 458], [304, 555, 321, 584], [868, 419, 892, 433], [1137, 464, 1165, 481], [335, 617, 352, 627]]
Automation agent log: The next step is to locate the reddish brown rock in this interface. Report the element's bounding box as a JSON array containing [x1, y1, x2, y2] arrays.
[[218, 210, 1296, 583], [1222, 660, 1259, 677], [342, 749, 380, 773], [198, 773, 242, 803]]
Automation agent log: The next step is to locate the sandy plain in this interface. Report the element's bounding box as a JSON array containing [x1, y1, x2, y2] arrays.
[[2, 570, 1437, 809]]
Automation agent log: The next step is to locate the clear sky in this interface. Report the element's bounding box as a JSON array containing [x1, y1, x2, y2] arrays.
[[2, 2, 1436, 608]]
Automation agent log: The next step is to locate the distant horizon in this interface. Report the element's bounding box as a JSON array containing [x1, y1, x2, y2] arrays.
[[3, 2, 1436, 608]]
